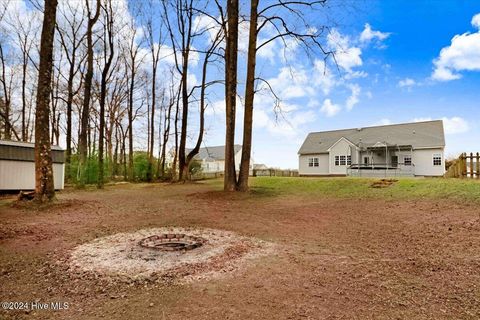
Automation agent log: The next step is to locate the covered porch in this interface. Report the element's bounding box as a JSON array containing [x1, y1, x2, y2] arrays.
[[347, 142, 415, 177]]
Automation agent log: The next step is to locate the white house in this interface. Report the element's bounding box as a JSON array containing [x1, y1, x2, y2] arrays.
[[187, 145, 243, 173], [0, 140, 65, 190], [298, 120, 446, 177]]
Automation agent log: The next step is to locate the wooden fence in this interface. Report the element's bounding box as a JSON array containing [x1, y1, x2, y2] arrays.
[[190, 169, 299, 180], [253, 169, 299, 177], [445, 152, 480, 178]]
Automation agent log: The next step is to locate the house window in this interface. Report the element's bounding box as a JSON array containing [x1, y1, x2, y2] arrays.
[[433, 154, 442, 166], [308, 157, 319, 167], [364, 157, 369, 165], [335, 155, 350, 166], [404, 156, 412, 166]]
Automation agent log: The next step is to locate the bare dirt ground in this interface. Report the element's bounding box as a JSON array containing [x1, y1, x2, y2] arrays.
[[1, 181, 479, 319]]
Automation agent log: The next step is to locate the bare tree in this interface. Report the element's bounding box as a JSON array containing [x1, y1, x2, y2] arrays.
[[144, 2, 163, 182], [159, 73, 177, 178], [223, 0, 239, 191], [122, 11, 143, 181], [162, 0, 196, 181], [34, 0, 58, 202], [98, 0, 115, 188], [78, 0, 100, 186], [237, 0, 258, 191], [56, 1, 87, 172], [183, 26, 224, 180], [7, 11, 39, 141], [0, 44, 15, 140], [236, 0, 332, 191]]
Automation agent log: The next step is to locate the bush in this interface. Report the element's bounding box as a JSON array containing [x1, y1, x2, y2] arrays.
[[133, 152, 150, 181], [67, 153, 112, 185], [189, 160, 203, 176], [66, 151, 162, 185]]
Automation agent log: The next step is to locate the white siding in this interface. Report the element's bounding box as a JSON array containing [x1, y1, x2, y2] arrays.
[[412, 148, 445, 176], [0, 160, 64, 190], [298, 154, 329, 175], [329, 139, 356, 175], [234, 149, 242, 171], [202, 160, 224, 173], [200, 149, 242, 173]]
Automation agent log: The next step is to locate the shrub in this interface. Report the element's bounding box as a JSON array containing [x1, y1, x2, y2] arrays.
[[189, 160, 203, 176]]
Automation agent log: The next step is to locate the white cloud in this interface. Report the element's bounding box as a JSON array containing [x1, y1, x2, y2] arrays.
[[320, 99, 341, 117], [359, 23, 391, 46], [344, 70, 368, 79], [373, 119, 392, 126], [413, 117, 470, 134], [441, 117, 470, 134], [327, 29, 362, 72], [432, 67, 461, 81], [398, 78, 416, 88], [472, 13, 480, 29], [266, 66, 311, 99], [313, 60, 336, 95], [432, 13, 480, 81], [345, 84, 360, 110]]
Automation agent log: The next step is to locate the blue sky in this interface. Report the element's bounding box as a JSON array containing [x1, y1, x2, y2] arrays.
[[198, 1, 480, 168], [3, 1, 478, 169]]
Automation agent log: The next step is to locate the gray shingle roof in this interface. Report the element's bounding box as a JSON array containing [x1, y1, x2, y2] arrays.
[[0, 139, 65, 163], [298, 120, 445, 155], [187, 145, 242, 161]]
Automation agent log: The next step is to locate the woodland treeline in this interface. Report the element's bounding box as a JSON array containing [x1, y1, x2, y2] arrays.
[[0, 0, 333, 201]]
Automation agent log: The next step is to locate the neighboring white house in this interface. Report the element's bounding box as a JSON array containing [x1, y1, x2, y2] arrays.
[[0, 140, 65, 190], [298, 120, 446, 177], [187, 145, 243, 173]]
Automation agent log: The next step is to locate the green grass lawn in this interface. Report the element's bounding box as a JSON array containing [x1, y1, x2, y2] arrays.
[[206, 176, 480, 203]]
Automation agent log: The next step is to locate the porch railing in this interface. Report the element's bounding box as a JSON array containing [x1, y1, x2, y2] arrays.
[[347, 162, 415, 177]]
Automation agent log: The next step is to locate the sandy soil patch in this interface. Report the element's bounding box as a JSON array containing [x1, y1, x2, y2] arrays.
[[68, 227, 276, 284]]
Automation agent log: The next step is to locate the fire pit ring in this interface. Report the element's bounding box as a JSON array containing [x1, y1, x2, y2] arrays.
[[138, 233, 206, 252]]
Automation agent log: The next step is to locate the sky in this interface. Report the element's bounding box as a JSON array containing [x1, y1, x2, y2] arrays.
[[197, 0, 480, 169], [3, 0, 479, 170]]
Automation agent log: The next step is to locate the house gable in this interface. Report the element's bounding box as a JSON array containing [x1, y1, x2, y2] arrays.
[[326, 137, 359, 152]]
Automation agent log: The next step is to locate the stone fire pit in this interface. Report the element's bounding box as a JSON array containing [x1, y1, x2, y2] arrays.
[[68, 227, 275, 283], [138, 233, 206, 251]]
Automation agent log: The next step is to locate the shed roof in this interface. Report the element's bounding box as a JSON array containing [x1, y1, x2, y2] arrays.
[[0, 140, 65, 163], [298, 120, 445, 155], [186, 145, 242, 161], [0, 139, 64, 151]]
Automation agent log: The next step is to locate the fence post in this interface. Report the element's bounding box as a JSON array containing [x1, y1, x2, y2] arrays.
[[469, 152, 474, 178], [461, 153, 466, 178], [477, 152, 480, 179]]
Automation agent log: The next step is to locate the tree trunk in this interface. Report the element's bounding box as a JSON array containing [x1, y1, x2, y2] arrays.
[[78, 0, 100, 186], [237, 0, 259, 192], [160, 94, 173, 178], [0, 44, 12, 140], [128, 66, 135, 181], [34, 0, 58, 202], [98, 1, 115, 188], [172, 95, 180, 179], [147, 57, 157, 182], [223, 0, 239, 191], [181, 42, 213, 180], [21, 51, 27, 141], [65, 45, 76, 178]]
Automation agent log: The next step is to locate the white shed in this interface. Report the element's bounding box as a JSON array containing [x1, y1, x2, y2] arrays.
[[0, 140, 65, 190]]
